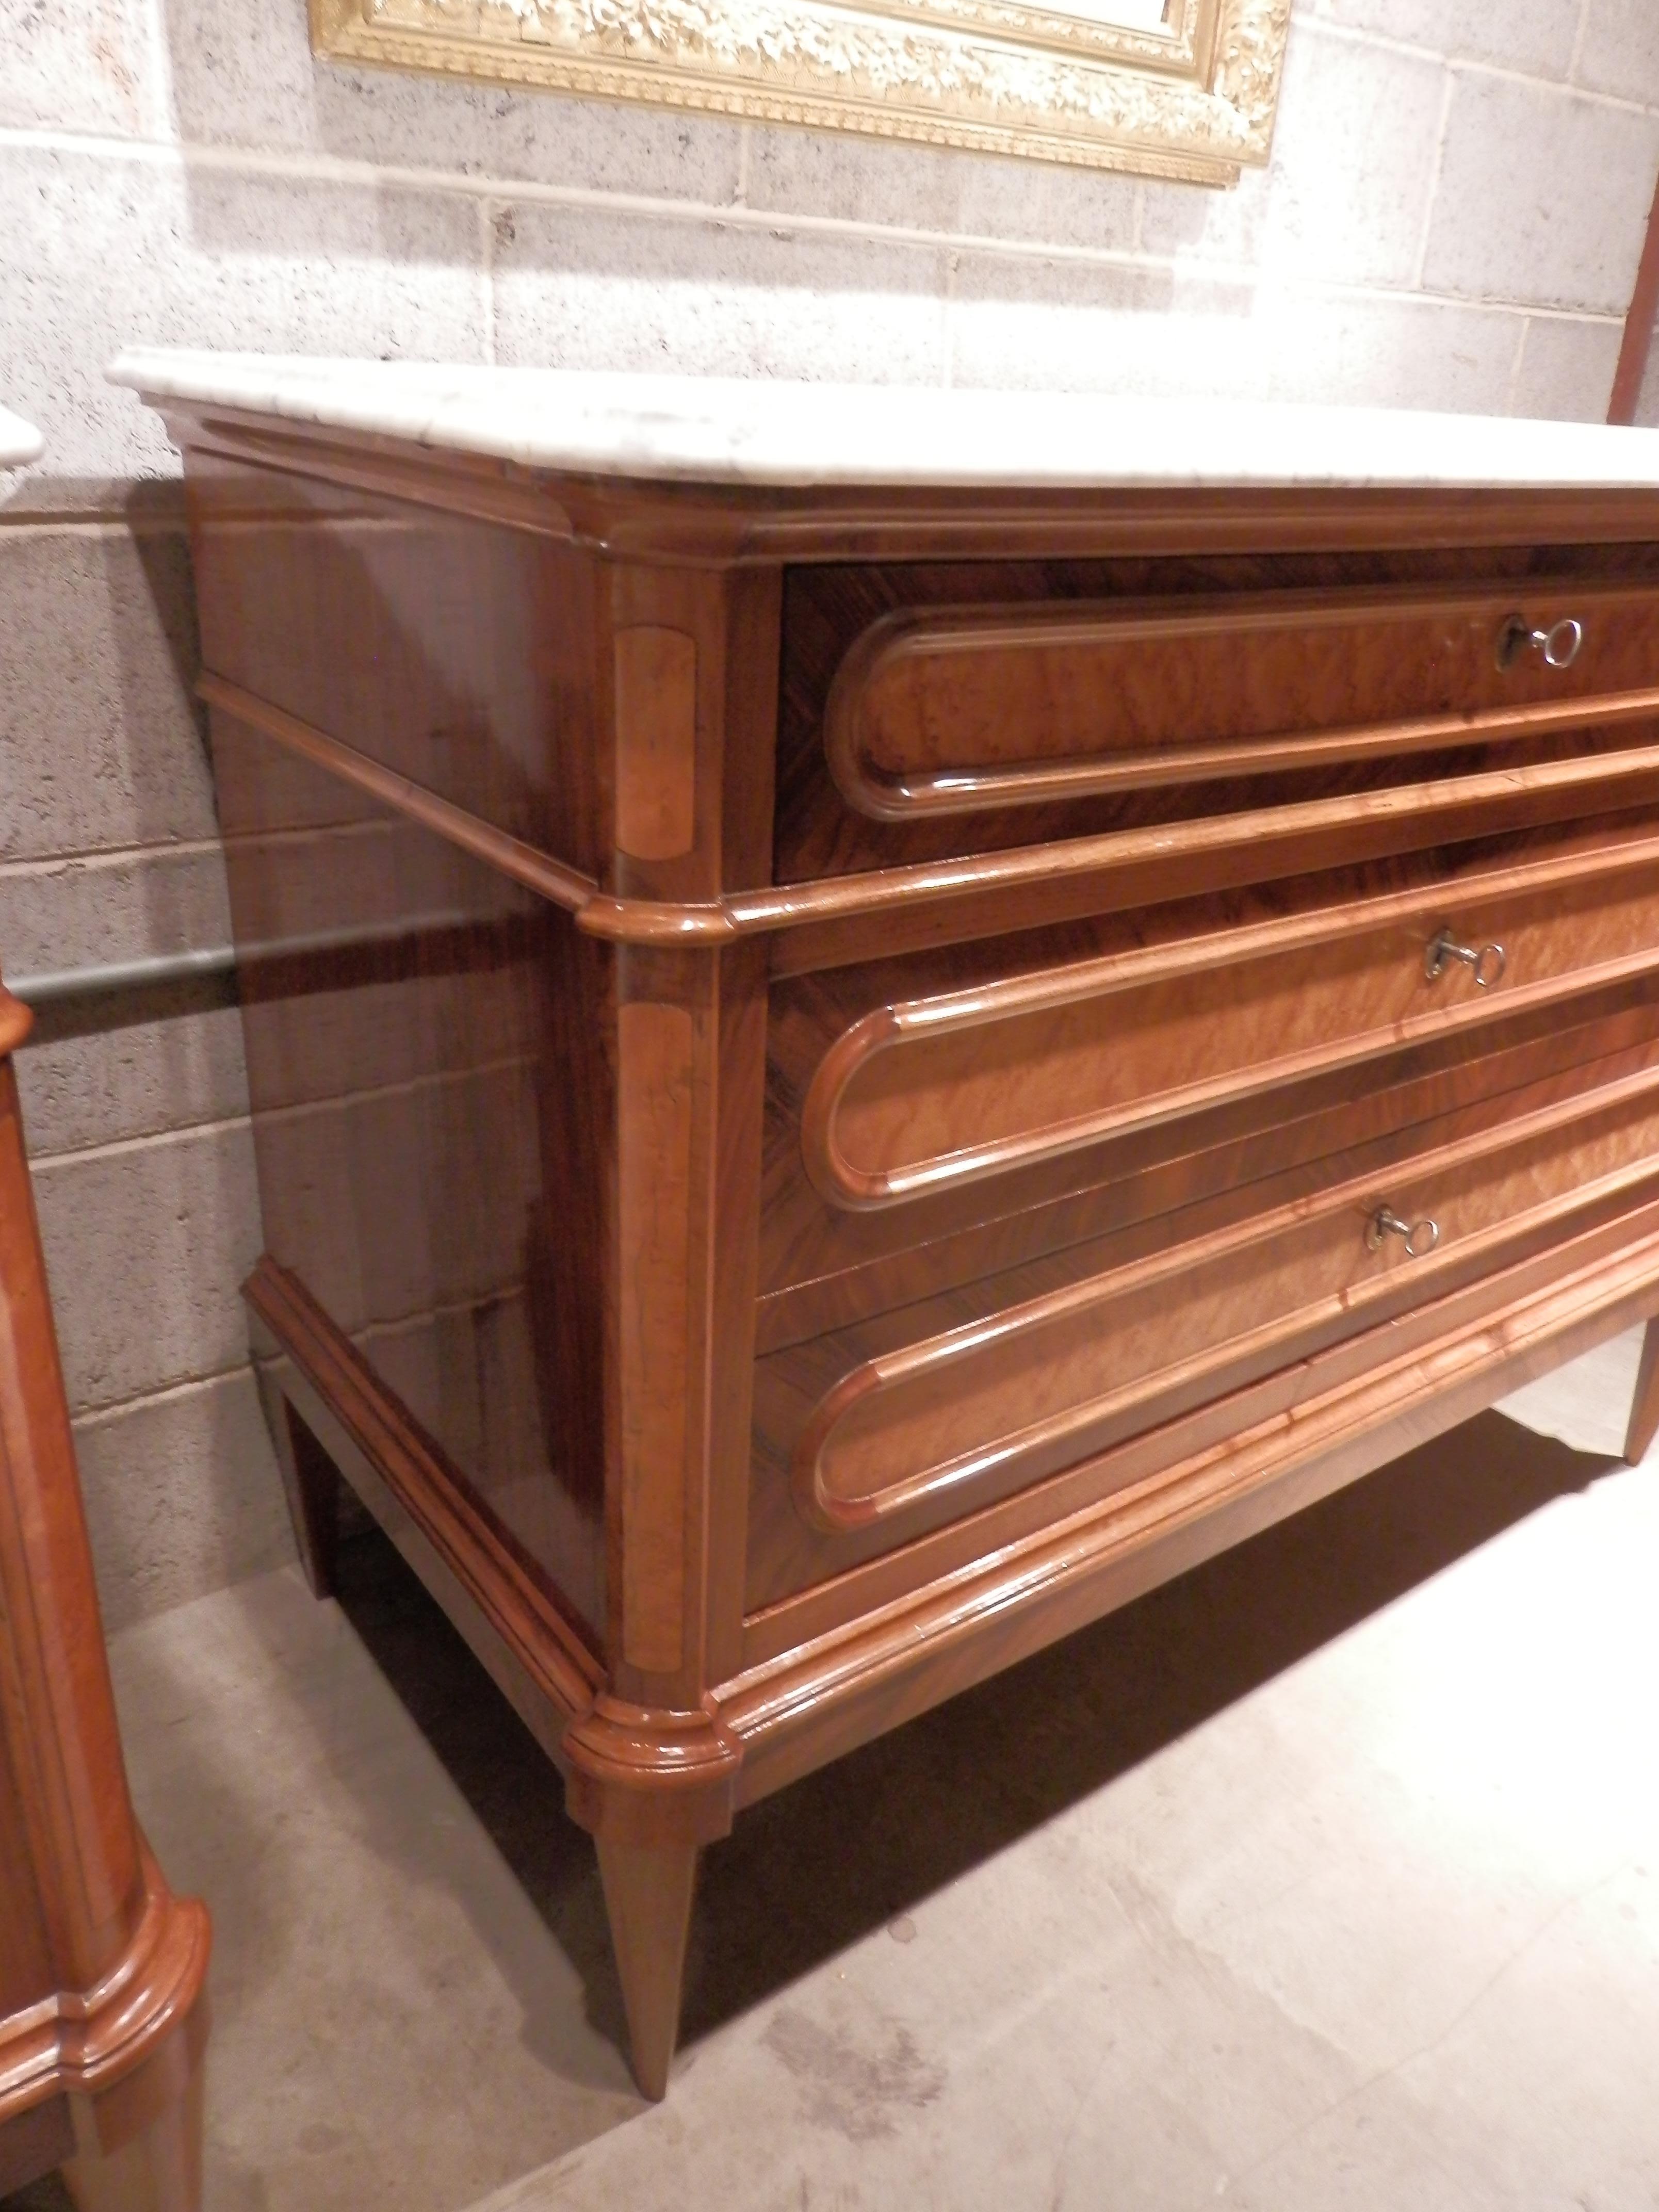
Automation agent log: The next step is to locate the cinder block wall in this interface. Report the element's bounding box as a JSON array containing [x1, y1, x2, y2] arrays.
[[4, 0, 1659, 1632]]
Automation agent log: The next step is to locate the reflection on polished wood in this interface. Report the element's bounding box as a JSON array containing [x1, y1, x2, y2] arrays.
[[0, 984, 211, 2209], [138, 394, 1659, 2101], [823, 581, 1659, 819], [798, 833, 1659, 1209], [783, 1055, 1659, 1553]]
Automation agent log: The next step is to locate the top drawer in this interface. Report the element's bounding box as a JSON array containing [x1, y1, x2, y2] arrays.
[[777, 566, 1659, 882]]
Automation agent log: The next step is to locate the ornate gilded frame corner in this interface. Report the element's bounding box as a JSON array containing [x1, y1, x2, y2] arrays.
[[309, 0, 1292, 179]]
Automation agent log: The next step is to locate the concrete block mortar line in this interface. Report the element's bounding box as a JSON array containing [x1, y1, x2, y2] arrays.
[[69, 1357, 262, 1432], [941, 249, 958, 389], [25, 1105, 253, 1174], [481, 196, 497, 368], [1504, 317, 1533, 416], [734, 126, 751, 207], [0, 513, 190, 540], [18, 1047, 533, 1173], [0, 834, 229, 881], [69, 1359, 262, 1429], [0, 122, 1646, 315], [137, 0, 176, 148], [1568, 0, 1593, 87], [1409, 68, 1457, 296], [239, 1048, 536, 1133], [1310, 13, 1657, 116]]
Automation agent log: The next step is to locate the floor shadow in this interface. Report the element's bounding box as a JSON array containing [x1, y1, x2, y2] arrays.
[[319, 1408, 1611, 2068]]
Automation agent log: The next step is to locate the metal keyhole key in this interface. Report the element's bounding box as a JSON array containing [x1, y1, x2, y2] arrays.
[[1424, 926, 1507, 989], [1496, 613, 1584, 671], [1367, 1207, 1440, 1258]]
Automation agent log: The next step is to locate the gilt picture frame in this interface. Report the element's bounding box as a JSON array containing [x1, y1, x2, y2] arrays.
[[309, 0, 1292, 180]]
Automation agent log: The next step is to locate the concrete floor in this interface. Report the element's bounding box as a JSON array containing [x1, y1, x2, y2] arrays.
[[6, 1336, 1659, 2210]]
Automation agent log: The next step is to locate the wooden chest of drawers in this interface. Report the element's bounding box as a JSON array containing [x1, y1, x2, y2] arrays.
[[112, 360, 1659, 2099]]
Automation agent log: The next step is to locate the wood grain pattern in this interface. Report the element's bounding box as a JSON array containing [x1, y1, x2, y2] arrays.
[[787, 1059, 1659, 1550], [245, 1257, 604, 1744], [801, 837, 1659, 1209], [826, 581, 1659, 819], [595, 1840, 698, 2103], [614, 628, 698, 863], [162, 398, 1659, 2104], [199, 675, 599, 916], [207, 696, 611, 1638], [763, 982, 1659, 1348], [743, 1195, 1659, 1667], [760, 821, 1659, 1312], [616, 1002, 696, 1676], [0, 984, 210, 2208], [779, 549, 1659, 881], [725, 1204, 1659, 1801], [199, 667, 1659, 974]]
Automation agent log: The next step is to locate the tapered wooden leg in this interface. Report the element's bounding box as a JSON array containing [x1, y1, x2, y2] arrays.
[[61, 2058, 205, 2212], [1625, 1316, 1659, 1463], [265, 1386, 341, 1600], [595, 1838, 698, 2101]]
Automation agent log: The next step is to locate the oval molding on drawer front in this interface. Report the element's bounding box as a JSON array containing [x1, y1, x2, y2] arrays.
[[822, 584, 1659, 822], [800, 832, 1659, 1210], [793, 1059, 1659, 1537]]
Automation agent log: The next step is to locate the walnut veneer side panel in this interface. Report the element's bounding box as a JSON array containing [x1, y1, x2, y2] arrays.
[[187, 453, 608, 874], [204, 703, 611, 1644]]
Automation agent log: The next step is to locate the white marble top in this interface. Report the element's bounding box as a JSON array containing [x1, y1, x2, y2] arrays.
[[0, 405, 44, 469], [107, 350, 1659, 493]]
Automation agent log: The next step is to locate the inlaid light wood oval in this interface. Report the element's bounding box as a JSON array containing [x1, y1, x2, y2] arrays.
[[614, 625, 697, 861], [824, 581, 1659, 820], [792, 1061, 1659, 1538], [802, 837, 1659, 1210]]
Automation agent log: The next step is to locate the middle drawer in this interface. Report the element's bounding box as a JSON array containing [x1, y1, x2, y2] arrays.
[[801, 836, 1659, 1213], [763, 824, 1659, 1324]]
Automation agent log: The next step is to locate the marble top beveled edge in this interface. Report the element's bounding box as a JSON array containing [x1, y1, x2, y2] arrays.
[[0, 405, 45, 469], [106, 349, 1659, 494]]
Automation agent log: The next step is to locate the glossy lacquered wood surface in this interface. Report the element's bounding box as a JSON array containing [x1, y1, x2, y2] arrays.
[[753, 1043, 1659, 1602], [165, 406, 1659, 2102], [798, 833, 1659, 1213], [778, 547, 1659, 881], [204, 703, 610, 1642], [759, 817, 1659, 1309], [0, 985, 210, 2207], [826, 579, 1659, 821]]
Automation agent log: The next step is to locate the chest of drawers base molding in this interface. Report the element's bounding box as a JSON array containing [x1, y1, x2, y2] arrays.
[[120, 363, 1659, 2101]]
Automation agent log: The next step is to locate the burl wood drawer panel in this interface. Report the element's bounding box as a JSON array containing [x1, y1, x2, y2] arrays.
[[761, 820, 1659, 1318], [778, 558, 1659, 879], [750, 1044, 1659, 1607]]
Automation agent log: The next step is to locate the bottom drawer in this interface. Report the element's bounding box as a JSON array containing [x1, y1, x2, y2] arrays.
[[749, 1047, 1659, 1606]]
